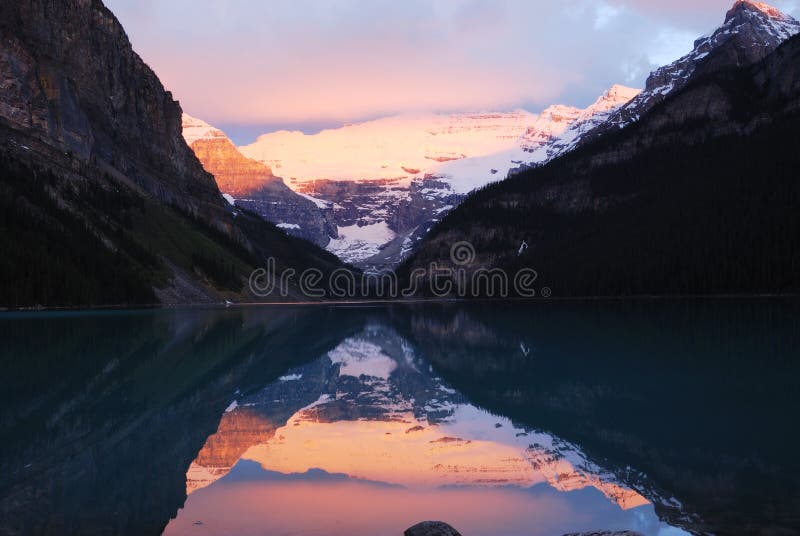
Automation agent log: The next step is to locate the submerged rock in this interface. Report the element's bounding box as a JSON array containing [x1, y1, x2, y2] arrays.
[[404, 521, 462, 536], [562, 531, 644, 536]]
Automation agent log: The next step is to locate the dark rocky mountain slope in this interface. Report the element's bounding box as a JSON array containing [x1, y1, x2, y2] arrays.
[[0, 0, 349, 308]]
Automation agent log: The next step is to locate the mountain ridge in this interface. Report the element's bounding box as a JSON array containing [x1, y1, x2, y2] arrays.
[[182, 113, 338, 248], [573, 0, 800, 148], [401, 24, 800, 297]]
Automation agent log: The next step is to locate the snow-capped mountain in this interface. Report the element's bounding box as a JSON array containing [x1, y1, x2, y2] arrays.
[[582, 0, 800, 142], [519, 85, 642, 167], [520, 105, 583, 151], [182, 113, 229, 145], [239, 111, 536, 185], [182, 114, 337, 247], [403, 0, 800, 300], [434, 85, 640, 182], [236, 111, 538, 265], [237, 95, 637, 266]]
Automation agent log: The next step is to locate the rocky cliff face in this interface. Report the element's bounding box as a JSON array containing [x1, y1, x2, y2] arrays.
[[0, 0, 227, 222], [287, 175, 463, 266], [182, 114, 337, 248]]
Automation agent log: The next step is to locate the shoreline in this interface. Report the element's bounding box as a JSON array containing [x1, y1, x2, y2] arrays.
[[1, 292, 798, 314]]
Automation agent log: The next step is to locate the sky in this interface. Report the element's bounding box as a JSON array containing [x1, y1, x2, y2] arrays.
[[105, 0, 800, 144]]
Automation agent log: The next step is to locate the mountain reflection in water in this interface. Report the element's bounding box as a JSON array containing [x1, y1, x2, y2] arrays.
[[170, 323, 663, 536], [1, 301, 798, 535]]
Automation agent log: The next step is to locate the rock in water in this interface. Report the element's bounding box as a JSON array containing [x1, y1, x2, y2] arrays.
[[562, 532, 644, 536], [404, 521, 462, 536]]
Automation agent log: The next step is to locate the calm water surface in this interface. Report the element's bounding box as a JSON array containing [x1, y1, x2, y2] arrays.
[[0, 301, 798, 536]]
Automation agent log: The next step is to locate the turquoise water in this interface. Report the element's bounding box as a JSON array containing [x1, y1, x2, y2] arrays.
[[1, 301, 798, 535]]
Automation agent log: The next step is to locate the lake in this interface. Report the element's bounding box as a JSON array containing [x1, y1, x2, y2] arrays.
[[1, 301, 798, 535]]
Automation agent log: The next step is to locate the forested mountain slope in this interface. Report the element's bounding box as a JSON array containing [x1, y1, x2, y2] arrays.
[[402, 34, 800, 297]]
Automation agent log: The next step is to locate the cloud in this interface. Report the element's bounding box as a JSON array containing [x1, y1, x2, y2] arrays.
[[104, 0, 797, 130], [594, 3, 624, 29], [609, 0, 799, 27]]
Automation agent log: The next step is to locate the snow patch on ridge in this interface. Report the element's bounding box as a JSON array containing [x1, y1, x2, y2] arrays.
[[181, 113, 227, 145], [297, 192, 332, 209], [279, 374, 303, 381], [327, 222, 396, 264]]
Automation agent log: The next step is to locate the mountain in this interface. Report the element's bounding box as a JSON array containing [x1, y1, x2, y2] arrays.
[[514, 85, 641, 168], [239, 111, 535, 266], [577, 0, 800, 145], [182, 114, 338, 248], [432, 85, 641, 183], [237, 91, 638, 267], [240, 111, 536, 186], [431, 86, 640, 190], [0, 0, 349, 308], [401, 2, 800, 297]]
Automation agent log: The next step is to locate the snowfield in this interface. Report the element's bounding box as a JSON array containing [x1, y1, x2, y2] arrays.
[[326, 222, 396, 264]]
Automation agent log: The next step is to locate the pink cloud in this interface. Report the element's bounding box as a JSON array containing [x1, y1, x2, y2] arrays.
[[105, 0, 798, 129]]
